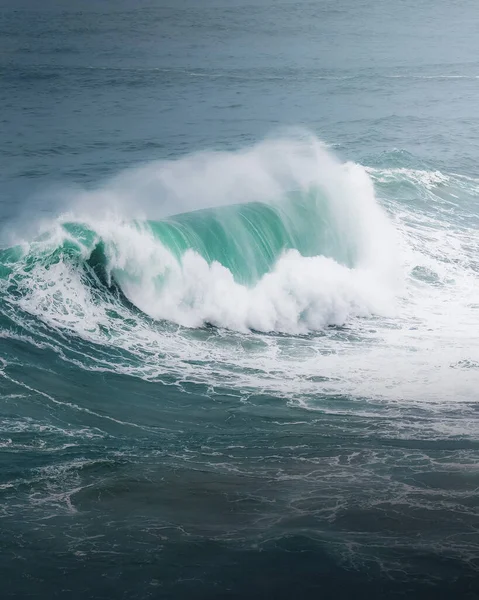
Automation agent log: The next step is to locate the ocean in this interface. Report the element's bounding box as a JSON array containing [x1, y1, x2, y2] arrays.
[[1, 0, 479, 598]]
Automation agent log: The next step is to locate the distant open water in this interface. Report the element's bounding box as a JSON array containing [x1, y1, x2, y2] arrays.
[[1, 1, 479, 598]]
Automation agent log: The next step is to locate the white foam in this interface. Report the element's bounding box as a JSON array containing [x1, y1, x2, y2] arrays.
[[5, 134, 479, 410]]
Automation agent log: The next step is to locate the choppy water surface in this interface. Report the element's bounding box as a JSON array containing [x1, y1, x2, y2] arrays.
[[1, 1, 479, 598]]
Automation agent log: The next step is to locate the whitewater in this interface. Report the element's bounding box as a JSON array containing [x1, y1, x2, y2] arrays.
[[2, 145, 479, 597], [2, 135, 479, 408]]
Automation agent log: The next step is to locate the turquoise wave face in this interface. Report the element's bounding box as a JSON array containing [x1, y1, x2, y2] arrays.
[[146, 192, 358, 284], [0, 191, 360, 291]]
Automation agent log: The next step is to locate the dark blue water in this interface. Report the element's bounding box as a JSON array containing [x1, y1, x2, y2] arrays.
[[1, 1, 479, 598]]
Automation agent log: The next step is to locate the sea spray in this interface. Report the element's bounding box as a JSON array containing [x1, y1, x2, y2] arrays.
[[1, 136, 400, 333]]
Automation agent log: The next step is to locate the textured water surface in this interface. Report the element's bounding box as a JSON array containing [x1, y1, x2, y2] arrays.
[[1, 1, 479, 598]]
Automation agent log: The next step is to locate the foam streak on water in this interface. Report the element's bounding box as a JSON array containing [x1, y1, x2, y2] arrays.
[[1, 135, 479, 598]]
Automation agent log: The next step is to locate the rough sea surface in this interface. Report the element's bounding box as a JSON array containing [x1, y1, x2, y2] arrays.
[[1, 1, 479, 598]]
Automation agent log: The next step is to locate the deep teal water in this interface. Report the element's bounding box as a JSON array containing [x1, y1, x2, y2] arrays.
[[1, 1, 479, 598]]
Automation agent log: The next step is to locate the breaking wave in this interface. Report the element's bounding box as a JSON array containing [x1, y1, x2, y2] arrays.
[[0, 136, 399, 335]]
